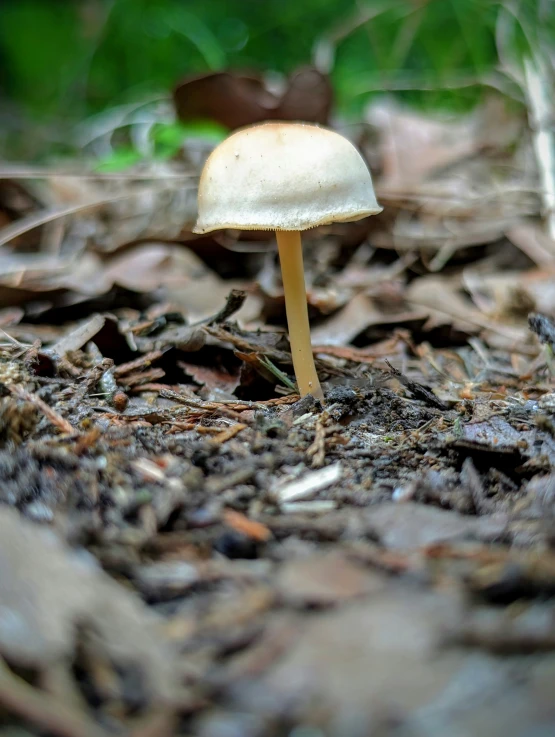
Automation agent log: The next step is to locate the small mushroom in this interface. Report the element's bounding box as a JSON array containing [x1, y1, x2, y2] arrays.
[[194, 122, 382, 400]]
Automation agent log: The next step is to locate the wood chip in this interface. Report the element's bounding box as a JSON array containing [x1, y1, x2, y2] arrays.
[[48, 314, 105, 357], [222, 509, 273, 542], [274, 463, 343, 505]]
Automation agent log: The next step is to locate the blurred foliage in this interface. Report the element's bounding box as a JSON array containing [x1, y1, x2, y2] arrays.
[[0, 0, 553, 150], [93, 120, 227, 170]]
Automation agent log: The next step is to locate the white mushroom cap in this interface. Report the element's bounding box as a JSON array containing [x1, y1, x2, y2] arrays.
[[194, 122, 382, 233]]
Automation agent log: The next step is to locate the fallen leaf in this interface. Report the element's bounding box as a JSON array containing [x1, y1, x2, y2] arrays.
[[276, 551, 383, 607], [178, 360, 241, 394], [368, 100, 479, 189], [0, 508, 176, 706], [224, 587, 464, 733], [364, 502, 508, 550], [174, 67, 332, 130]]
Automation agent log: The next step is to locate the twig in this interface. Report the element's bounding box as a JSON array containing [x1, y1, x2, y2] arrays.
[[158, 388, 216, 409], [0, 165, 195, 181], [0, 657, 107, 737], [307, 412, 328, 468], [524, 54, 555, 243], [120, 368, 166, 388], [164, 422, 219, 434], [222, 509, 272, 542], [158, 389, 246, 422], [189, 288, 247, 327], [158, 388, 299, 412], [48, 315, 106, 358], [113, 351, 164, 377], [9, 385, 76, 434], [0, 184, 195, 247], [204, 325, 292, 364], [212, 423, 247, 444]]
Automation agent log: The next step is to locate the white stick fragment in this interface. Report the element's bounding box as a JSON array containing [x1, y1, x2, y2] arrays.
[[281, 500, 338, 514], [524, 55, 555, 243], [274, 463, 343, 505]]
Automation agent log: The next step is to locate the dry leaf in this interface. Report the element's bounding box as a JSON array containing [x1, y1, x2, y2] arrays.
[[0, 508, 176, 705], [174, 67, 332, 129]]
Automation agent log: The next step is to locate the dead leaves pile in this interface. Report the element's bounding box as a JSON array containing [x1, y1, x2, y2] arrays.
[[1, 88, 551, 379]]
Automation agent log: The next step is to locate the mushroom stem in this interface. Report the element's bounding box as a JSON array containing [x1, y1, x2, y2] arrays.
[[276, 230, 323, 401]]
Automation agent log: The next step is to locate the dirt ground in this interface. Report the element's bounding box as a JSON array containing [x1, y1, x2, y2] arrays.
[[1, 91, 555, 736]]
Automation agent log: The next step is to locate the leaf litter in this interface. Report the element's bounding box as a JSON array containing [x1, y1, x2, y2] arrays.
[[1, 67, 555, 737]]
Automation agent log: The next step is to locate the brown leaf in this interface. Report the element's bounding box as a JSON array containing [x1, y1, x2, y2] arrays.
[[464, 267, 555, 322], [275, 67, 333, 125], [0, 508, 176, 705], [367, 100, 479, 189], [178, 360, 241, 394], [276, 551, 383, 607], [174, 71, 272, 130], [173, 67, 332, 130], [309, 292, 423, 346], [224, 588, 464, 732], [364, 502, 507, 551]]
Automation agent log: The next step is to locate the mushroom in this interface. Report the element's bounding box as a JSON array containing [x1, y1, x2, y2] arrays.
[[194, 122, 382, 401]]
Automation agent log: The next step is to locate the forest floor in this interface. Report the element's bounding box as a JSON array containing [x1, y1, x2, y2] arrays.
[[1, 85, 555, 736]]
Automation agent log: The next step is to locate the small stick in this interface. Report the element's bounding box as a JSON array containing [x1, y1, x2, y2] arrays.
[[524, 55, 555, 242], [127, 383, 172, 394], [9, 385, 75, 435], [222, 508, 272, 541], [163, 423, 220, 434], [307, 411, 328, 467], [0, 657, 107, 737], [159, 388, 299, 411], [113, 351, 164, 377], [120, 368, 165, 388], [212, 423, 247, 444]]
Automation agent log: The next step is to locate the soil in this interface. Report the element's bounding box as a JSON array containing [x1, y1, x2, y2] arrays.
[[1, 301, 555, 737]]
